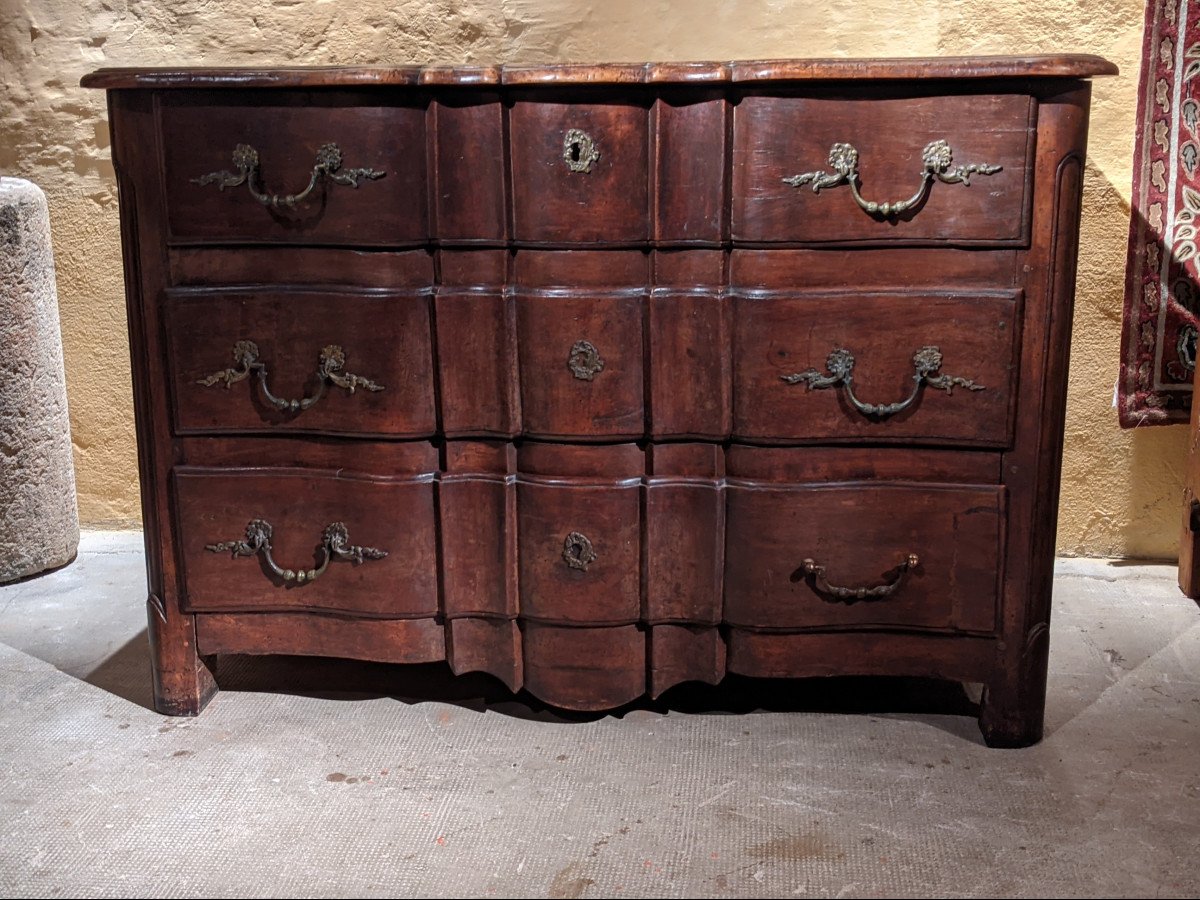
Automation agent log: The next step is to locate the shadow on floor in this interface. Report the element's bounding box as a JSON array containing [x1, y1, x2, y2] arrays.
[[82, 630, 985, 743], [84, 632, 157, 712]]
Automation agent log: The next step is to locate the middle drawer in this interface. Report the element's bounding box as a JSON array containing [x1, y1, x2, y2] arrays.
[[166, 288, 437, 438]]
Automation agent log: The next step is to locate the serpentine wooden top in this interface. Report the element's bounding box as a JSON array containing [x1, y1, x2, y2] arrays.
[[82, 55, 1117, 89]]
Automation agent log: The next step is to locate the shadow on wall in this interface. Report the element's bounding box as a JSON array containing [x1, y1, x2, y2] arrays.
[[1056, 164, 1190, 561], [1116, 180, 1197, 560]]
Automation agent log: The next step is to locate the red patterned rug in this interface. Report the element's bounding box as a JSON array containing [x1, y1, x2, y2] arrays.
[[1120, 0, 1200, 426]]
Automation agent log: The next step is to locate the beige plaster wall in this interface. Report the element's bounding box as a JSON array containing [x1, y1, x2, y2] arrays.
[[0, 0, 1178, 557]]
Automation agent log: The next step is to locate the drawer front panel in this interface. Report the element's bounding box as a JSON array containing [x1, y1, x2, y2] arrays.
[[725, 482, 1003, 633], [732, 92, 1033, 244], [645, 481, 724, 625], [649, 290, 731, 439], [166, 290, 436, 438], [160, 93, 428, 245], [435, 289, 520, 437], [440, 475, 515, 619], [517, 479, 641, 625], [732, 290, 1020, 446], [174, 468, 438, 617], [517, 291, 646, 439], [510, 99, 650, 242]]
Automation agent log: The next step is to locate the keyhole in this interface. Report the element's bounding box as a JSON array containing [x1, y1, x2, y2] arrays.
[[569, 141, 582, 163]]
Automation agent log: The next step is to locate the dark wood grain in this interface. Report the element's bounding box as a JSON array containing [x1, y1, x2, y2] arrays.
[[436, 289, 521, 437], [175, 436, 438, 473], [433, 95, 507, 242], [88, 59, 1111, 744], [174, 467, 438, 618], [983, 82, 1093, 748], [732, 92, 1034, 245], [509, 95, 651, 243], [196, 612, 446, 663], [646, 444, 724, 625], [723, 445, 1000, 483], [729, 246, 1019, 289], [654, 93, 726, 242], [517, 476, 642, 625], [169, 247, 434, 288], [732, 289, 1021, 446], [725, 482, 1004, 633], [446, 618, 522, 692], [648, 625, 726, 698], [81, 56, 1117, 90], [726, 631, 997, 683], [166, 288, 436, 438], [109, 89, 218, 716], [441, 441, 517, 620], [649, 290, 731, 439], [522, 623, 646, 711], [516, 290, 646, 439], [158, 92, 429, 246]]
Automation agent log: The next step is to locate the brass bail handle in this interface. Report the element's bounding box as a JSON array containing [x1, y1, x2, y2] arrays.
[[782, 345, 984, 419], [802, 553, 920, 603], [205, 519, 387, 586], [782, 140, 1001, 218], [192, 142, 385, 208], [196, 341, 385, 413]]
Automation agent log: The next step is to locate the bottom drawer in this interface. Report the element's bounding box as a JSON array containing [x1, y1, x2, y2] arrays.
[[174, 467, 438, 617], [724, 482, 1004, 633]]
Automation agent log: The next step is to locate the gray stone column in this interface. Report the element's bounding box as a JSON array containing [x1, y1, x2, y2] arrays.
[[0, 177, 79, 582]]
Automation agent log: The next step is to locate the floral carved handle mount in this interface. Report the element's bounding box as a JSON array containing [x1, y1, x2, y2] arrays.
[[782, 140, 1001, 217], [192, 142, 384, 209]]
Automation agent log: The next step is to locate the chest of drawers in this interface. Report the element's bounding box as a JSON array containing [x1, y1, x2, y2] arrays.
[[84, 56, 1115, 747]]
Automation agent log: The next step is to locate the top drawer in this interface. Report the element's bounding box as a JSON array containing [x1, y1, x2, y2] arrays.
[[731, 91, 1034, 245], [158, 92, 428, 246], [510, 95, 651, 243]]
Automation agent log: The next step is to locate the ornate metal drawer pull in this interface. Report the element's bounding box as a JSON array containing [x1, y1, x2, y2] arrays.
[[563, 128, 599, 173], [781, 345, 984, 419], [562, 532, 597, 571], [192, 142, 384, 209], [802, 554, 919, 603], [567, 340, 605, 381], [196, 341, 384, 414], [782, 140, 1001, 217], [206, 519, 387, 585]]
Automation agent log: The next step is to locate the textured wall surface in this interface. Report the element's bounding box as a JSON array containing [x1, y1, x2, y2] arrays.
[[0, 0, 1172, 556]]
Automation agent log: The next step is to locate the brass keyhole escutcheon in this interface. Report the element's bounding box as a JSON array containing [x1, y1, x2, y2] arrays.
[[563, 128, 599, 174], [567, 340, 605, 381], [562, 532, 597, 571]]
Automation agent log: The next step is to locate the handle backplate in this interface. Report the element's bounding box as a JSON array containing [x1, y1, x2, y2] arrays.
[[206, 519, 387, 585], [192, 142, 384, 208], [782, 140, 1001, 218], [782, 345, 984, 419], [197, 341, 384, 414]]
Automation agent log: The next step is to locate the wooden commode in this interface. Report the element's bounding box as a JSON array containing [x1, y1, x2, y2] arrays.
[[83, 56, 1116, 746]]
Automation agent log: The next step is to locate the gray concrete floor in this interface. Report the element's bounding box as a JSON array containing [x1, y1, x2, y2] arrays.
[[0, 533, 1198, 898]]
